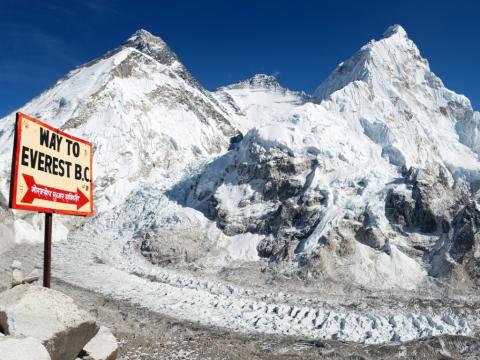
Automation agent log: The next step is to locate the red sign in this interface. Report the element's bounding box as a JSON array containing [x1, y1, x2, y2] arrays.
[[9, 113, 94, 216]]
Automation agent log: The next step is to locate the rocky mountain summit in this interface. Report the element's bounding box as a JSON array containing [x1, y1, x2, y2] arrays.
[[1, 25, 479, 346], [223, 74, 284, 91]]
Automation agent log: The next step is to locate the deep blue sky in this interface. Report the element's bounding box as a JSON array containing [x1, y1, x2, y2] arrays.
[[1, 0, 478, 117]]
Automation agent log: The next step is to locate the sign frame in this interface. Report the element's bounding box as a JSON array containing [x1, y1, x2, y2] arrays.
[[9, 112, 94, 216]]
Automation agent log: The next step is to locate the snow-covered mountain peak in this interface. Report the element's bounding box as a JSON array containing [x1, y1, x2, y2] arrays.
[[382, 24, 408, 38], [0, 29, 236, 215], [127, 28, 156, 41], [313, 23, 479, 171], [122, 28, 181, 69], [194, 25, 480, 296], [223, 74, 282, 91], [313, 24, 423, 102], [215, 73, 308, 132], [121, 29, 230, 114]]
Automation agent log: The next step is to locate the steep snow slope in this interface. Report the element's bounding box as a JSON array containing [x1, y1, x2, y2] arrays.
[[214, 74, 308, 133], [315, 25, 480, 171]]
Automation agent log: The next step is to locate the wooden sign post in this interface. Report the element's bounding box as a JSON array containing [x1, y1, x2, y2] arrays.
[[9, 112, 93, 287]]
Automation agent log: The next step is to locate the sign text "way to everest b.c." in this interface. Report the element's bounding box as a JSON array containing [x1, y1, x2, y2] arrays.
[[9, 112, 93, 216]]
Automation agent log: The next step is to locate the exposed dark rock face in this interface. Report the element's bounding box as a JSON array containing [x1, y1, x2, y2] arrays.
[[385, 189, 417, 229], [125, 29, 179, 68], [189, 134, 327, 260], [228, 133, 243, 150], [355, 225, 389, 253], [385, 166, 463, 233], [384, 165, 480, 285], [449, 203, 480, 283]]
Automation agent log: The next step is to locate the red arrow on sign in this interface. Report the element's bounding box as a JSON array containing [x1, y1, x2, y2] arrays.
[[21, 174, 89, 210]]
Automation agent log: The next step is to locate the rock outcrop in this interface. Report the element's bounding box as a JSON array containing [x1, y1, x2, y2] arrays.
[[82, 326, 118, 360], [0, 336, 51, 360], [449, 203, 480, 284], [385, 166, 464, 233], [0, 285, 98, 360], [189, 128, 327, 260]]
